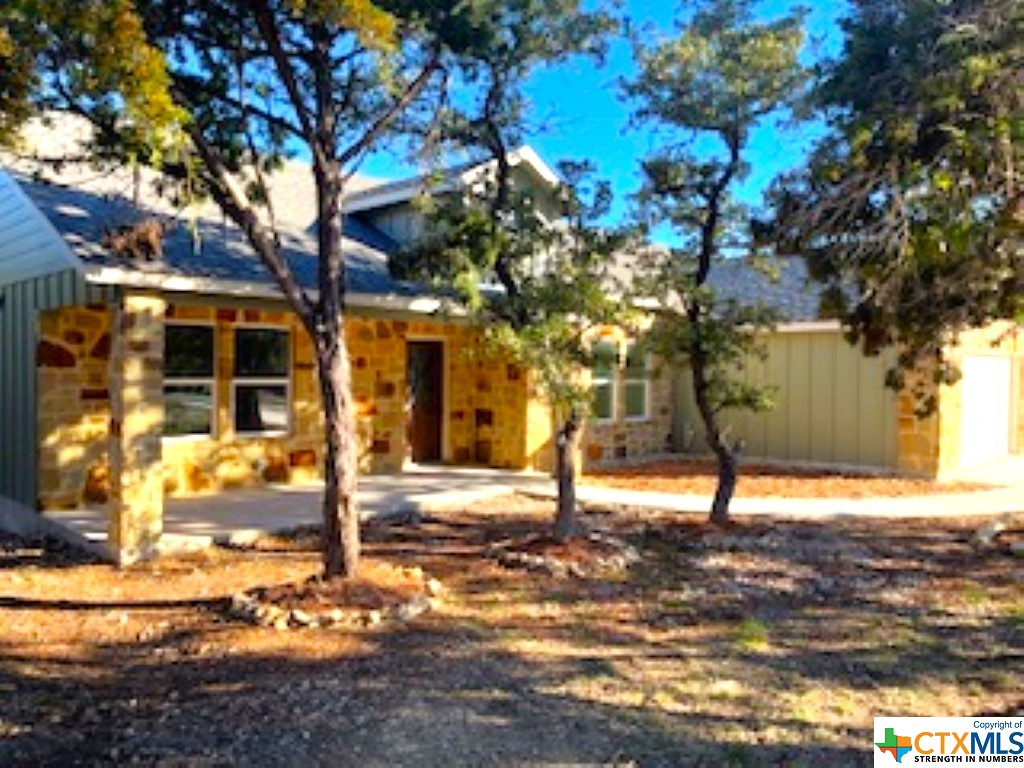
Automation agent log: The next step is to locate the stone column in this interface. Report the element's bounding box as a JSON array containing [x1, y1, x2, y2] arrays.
[[107, 291, 165, 565]]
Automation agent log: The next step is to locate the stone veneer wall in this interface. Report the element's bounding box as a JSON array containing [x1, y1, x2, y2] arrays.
[[108, 292, 166, 563], [581, 360, 674, 471], [37, 304, 113, 509], [37, 302, 534, 509], [896, 322, 1023, 477]]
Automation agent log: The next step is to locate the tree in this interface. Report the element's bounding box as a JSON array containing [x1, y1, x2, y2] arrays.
[[1, 0, 494, 578], [624, 0, 806, 525], [396, 159, 636, 540], [770, 0, 1023, 408], [390, 1, 621, 540]]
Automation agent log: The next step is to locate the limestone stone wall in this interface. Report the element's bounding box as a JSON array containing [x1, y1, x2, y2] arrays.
[[442, 325, 530, 468], [159, 304, 326, 495], [108, 292, 166, 563], [37, 302, 537, 508], [1017, 357, 1024, 453], [581, 360, 673, 471], [37, 304, 113, 509], [895, 373, 944, 476]]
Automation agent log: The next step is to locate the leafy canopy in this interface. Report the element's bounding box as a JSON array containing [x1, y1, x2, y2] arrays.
[[625, 0, 807, 412], [770, 0, 1023, 401]]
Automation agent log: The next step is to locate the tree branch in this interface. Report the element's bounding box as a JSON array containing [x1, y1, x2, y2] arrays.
[[184, 121, 316, 330], [250, 0, 327, 171], [337, 54, 442, 168]]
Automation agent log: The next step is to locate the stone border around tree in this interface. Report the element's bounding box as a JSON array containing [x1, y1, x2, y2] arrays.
[[227, 567, 444, 631], [973, 513, 1024, 557], [489, 532, 641, 579]]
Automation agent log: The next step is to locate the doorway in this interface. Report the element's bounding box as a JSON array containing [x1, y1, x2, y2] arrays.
[[407, 341, 444, 463]]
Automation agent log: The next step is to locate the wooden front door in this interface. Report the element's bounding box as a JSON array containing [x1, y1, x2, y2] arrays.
[[407, 341, 444, 463]]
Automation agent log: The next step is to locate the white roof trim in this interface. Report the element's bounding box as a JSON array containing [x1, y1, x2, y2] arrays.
[[80, 263, 452, 315], [341, 176, 461, 214], [0, 169, 83, 287], [774, 320, 842, 333], [511, 146, 560, 186], [341, 145, 560, 214]]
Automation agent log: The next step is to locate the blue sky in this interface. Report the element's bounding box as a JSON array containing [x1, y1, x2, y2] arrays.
[[361, 0, 850, 227]]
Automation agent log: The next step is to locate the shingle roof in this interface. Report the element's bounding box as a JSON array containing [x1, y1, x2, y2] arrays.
[[342, 158, 480, 206], [707, 257, 826, 322], [341, 147, 561, 214], [11, 172, 425, 298]]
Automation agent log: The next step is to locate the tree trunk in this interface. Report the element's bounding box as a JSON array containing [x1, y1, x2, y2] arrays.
[[553, 410, 581, 542], [317, 326, 360, 579], [690, 345, 737, 527]]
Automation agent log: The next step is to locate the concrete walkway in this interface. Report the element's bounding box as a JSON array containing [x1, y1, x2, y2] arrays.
[[44, 466, 553, 551], [33, 459, 1024, 557]]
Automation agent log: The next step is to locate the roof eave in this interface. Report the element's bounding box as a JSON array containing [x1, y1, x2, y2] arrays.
[[80, 263, 454, 315], [341, 145, 560, 215]]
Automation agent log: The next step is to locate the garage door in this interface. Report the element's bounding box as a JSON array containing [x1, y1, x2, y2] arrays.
[[960, 356, 1012, 468]]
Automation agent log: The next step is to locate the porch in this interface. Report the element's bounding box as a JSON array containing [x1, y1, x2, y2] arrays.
[[44, 466, 553, 555]]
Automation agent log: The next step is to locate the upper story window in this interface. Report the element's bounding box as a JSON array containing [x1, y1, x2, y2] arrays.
[[624, 342, 650, 420], [164, 324, 216, 438], [233, 327, 291, 436], [591, 339, 617, 422]]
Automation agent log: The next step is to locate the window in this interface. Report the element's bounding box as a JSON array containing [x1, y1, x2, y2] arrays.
[[591, 339, 617, 421], [233, 327, 291, 436], [624, 342, 650, 420], [164, 324, 215, 437]]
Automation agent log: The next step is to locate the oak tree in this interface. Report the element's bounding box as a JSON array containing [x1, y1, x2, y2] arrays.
[[1, 0, 492, 578], [625, 0, 806, 524], [770, 0, 1023, 407]]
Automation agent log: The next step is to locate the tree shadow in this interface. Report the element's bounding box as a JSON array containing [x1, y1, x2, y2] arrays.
[[0, 505, 1019, 766]]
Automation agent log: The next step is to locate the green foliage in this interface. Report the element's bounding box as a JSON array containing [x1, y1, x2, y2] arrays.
[[625, 0, 804, 426], [0, 1, 185, 146], [399, 160, 639, 417], [625, 0, 805, 522], [2, 0, 596, 576], [770, 0, 1023, 404]]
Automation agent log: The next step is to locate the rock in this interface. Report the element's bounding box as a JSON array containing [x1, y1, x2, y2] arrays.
[[974, 521, 1005, 547], [425, 578, 444, 597], [259, 605, 287, 627], [396, 596, 431, 622], [273, 616, 290, 631], [365, 610, 383, 627], [290, 609, 314, 627]]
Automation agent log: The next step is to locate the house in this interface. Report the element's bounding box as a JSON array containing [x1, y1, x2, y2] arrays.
[[672, 257, 1024, 477], [0, 118, 672, 562]]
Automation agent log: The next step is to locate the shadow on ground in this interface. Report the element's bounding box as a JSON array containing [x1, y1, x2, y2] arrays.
[[0, 503, 1020, 766]]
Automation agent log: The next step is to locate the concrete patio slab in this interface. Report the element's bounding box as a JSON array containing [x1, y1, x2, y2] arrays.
[[44, 465, 553, 553], [30, 458, 1024, 561]]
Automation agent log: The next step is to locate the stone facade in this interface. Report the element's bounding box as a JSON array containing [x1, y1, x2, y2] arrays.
[[37, 303, 113, 509], [107, 292, 165, 564], [896, 322, 1024, 477], [36, 300, 541, 508], [581, 360, 674, 471]]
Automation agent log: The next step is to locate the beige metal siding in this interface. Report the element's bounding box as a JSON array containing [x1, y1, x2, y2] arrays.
[[673, 329, 899, 469]]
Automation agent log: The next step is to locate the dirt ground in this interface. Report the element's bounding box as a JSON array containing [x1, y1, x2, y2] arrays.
[[584, 458, 994, 497], [1, 496, 1021, 766]]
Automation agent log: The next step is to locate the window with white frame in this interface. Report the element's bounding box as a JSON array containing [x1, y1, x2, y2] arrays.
[[624, 341, 650, 420], [164, 324, 216, 437], [233, 327, 291, 436], [591, 339, 617, 421]]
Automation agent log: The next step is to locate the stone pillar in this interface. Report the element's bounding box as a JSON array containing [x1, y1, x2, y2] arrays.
[[107, 291, 165, 565]]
